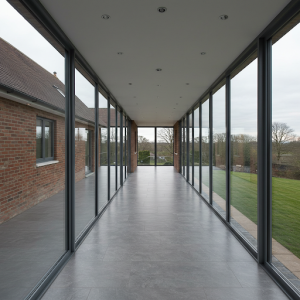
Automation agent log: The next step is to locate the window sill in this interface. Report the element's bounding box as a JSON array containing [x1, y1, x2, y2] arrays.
[[36, 160, 59, 168]]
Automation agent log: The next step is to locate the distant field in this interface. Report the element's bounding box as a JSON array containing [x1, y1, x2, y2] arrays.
[[200, 169, 300, 258]]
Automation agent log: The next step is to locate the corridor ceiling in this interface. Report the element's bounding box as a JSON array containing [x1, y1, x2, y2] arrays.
[[40, 0, 290, 126]]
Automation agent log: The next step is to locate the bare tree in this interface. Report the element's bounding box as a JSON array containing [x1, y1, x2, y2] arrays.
[[272, 122, 295, 163], [138, 135, 151, 151], [157, 128, 174, 155]]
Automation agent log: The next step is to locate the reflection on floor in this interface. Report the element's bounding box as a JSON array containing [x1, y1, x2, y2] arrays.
[[0, 167, 108, 300], [42, 167, 288, 300]]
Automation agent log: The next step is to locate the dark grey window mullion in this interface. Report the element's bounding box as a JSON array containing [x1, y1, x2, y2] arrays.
[[199, 102, 202, 194], [186, 114, 189, 182], [42, 119, 45, 160], [115, 107, 117, 190], [120, 112, 123, 186], [94, 84, 99, 215], [192, 109, 194, 186], [65, 49, 75, 252], [179, 120, 182, 174], [257, 37, 270, 264], [155, 127, 157, 166], [107, 98, 110, 200], [225, 76, 231, 223], [209, 92, 213, 205]]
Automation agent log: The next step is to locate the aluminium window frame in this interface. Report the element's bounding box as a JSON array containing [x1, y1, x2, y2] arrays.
[[36, 116, 55, 163]]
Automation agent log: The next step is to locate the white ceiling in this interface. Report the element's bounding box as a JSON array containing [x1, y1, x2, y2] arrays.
[[40, 0, 289, 126]]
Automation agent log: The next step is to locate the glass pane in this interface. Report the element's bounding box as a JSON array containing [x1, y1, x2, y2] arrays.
[[183, 117, 187, 177], [0, 2, 66, 298], [189, 113, 193, 183], [231, 58, 258, 249], [212, 86, 226, 218], [75, 68, 95, 238], [36, 119, 42, 159], [45, 121, 52, 158], [110, 102, 116, 197], [138, 128, 155, 165], [181, 120, 184, 175], [157, 128, 174, 165], [272, 21, 300, 287], [99, 93, 108, 210], [194, 107, 200, 191], [201, 100, 210, 201]]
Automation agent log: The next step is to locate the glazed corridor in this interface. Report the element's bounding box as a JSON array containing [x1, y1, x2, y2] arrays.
[[42, 167, 288, 300]]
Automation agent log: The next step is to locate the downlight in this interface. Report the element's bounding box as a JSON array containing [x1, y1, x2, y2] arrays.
[[101, 14, 110, 20], [156, 68, 162, 72], [219, 15, 228, 20], [158, 7, 167, 13], [201, 52, 206, 55]]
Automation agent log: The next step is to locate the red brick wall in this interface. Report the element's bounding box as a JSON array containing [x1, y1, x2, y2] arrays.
[[130, 120, 137, 173], [0, 96, 94, 224], [174, 121, 180, 172]]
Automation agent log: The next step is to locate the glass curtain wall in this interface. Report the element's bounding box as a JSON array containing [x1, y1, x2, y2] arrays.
[[271, 20, 300, 289], [0, 2, 67, 299], [201, 99, 210, 201], [138, 128, 155, 165], [189, 113, 193, 183], [230, 58, 258, 248], [194, 106, 200, 191], [110, 101, 116, 197], [157, 128, 174, 165], [181, 119, 184, 175], [74, 68, 95, 238], [183, 117, 187, 178], [99, 92, 108, 209], [212, 86, 226, 217]]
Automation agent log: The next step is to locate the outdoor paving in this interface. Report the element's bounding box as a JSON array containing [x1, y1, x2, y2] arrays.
[[42, 166, 289, 300]]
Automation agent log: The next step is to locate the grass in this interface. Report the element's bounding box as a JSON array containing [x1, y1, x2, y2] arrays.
[[201, 170, 300, 259]]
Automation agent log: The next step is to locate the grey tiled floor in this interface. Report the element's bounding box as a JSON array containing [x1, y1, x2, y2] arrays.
[[42, 167, 288, 300]]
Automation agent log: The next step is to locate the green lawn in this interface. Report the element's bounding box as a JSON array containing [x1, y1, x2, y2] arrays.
[[202, 170, 300, 258]]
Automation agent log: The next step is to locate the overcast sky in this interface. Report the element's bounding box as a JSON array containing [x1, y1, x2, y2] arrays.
[[1, 0, 299, 136]]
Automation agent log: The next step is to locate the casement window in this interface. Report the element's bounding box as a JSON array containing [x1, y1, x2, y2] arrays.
[[36, 117, 54, 162]]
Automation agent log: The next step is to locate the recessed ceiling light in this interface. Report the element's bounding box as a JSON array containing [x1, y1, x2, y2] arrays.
[[156, 68, 162, 71], [117, 52, 123, 55], [186, 83, 189, 85], [129, 83, 132, 85], [101, 14, 110, 20], [180, 97, 182, 98], [201, 52, 206, 55], [219, 15, 228, 20], [158, 7, 167, 13]]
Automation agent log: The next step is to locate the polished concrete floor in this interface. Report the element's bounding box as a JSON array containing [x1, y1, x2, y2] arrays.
[[42, 167, 288, 300]]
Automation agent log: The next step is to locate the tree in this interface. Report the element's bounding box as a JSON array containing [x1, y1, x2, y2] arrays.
[[272, 122, 295, 163], [157, 128, 174, 156], [138, 135, 150, 151]]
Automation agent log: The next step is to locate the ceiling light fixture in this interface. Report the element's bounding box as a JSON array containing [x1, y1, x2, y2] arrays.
[[156, 68, 162, 71], [117, 52, 123, 55], [101, 14, 110, 20], [201, 52, 206, 55], [129, 83, 132, 85], [219, 15, 228, 20], [158, 7, 167, 13], [186, 83, 189, 85]]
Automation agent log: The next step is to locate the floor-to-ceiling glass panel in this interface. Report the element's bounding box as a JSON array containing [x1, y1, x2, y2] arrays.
[[194, 106, 200, 191], [212, 86, 226, 218], [117, 109, 121, 189], [189, 113, 193, 183], [201, 99, 210, 201], [181, 119, 184, 175], [75, 68, 95, 237], [125, 118, 128, 178], [272, 20, 300, 289], [183, 117, 187, 178], [98, 92, 108, 210], [157, 128, 174, 165], [138, 128, 155, 165], [231, 58, 258, 249], [0, 2, 67, 298], [110, 102, 116, 197]]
